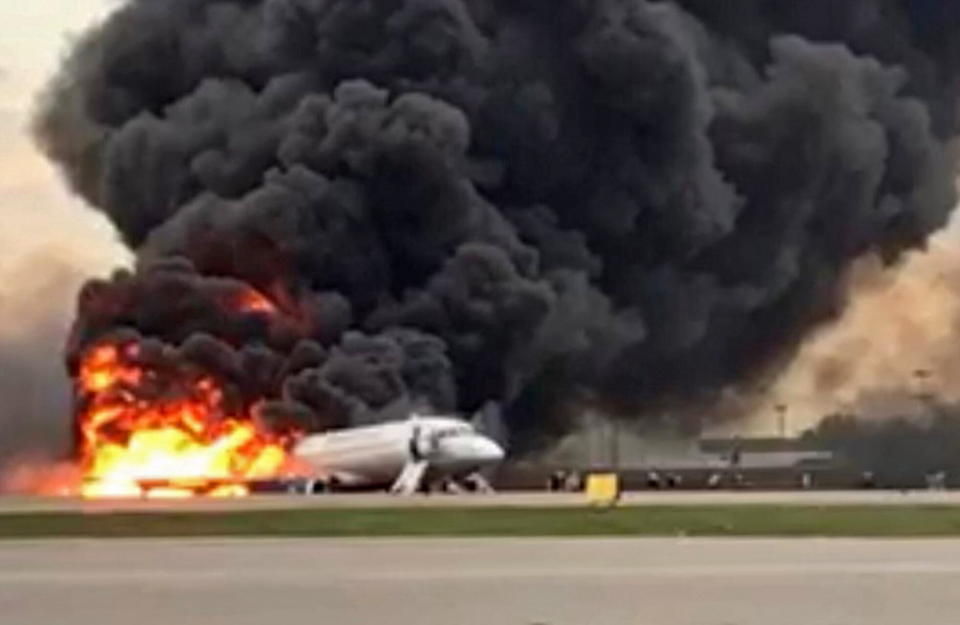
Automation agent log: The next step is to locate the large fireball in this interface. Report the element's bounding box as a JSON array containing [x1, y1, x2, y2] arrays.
[[76, 342, 294, 499]]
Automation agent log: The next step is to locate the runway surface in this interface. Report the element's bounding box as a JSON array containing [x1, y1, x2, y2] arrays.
[[2, 489, 960, 514], [3, 537, 960, 625]]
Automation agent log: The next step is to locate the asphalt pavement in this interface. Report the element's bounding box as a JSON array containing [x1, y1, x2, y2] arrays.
[[2, 537, 960, 625], [3, 489, 960, 514]]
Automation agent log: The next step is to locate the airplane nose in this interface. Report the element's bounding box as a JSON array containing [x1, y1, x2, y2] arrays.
[[475, 437, 505, 463]]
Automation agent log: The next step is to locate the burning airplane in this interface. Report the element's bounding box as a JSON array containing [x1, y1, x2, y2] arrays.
[[17, 0, 960, 494]]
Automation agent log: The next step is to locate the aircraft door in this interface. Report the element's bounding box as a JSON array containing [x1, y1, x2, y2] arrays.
[[408, 426, 439, 462]]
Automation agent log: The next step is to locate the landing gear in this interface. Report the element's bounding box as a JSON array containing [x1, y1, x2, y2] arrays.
[[295, 476, 340, 495], [461, 472, 495, 494]]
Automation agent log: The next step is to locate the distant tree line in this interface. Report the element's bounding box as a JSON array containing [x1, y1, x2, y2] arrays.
[[803, 408, 960, 487]]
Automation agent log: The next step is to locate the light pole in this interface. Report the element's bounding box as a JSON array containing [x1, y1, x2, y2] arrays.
[[912, 368, 937, 415], [776, 404, 788, 439], [609, 419, 620, 473], [913, 368, 933, 398]]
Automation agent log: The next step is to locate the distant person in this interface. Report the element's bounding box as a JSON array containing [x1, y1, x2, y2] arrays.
[[706, 473, 722, 489], [937, 471, 947, 491], [800, 472, 813, 490], [564, 470, 582, 492], [729, 438, 743, 468], [646, 471, 663, 490], [547, 470, 565, 492], [926, 471, 947, 491], [666, 473, 683, 489], [860, 470, 875, 489]]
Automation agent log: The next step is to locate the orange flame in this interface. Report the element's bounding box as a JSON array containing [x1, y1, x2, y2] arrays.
[[76, 343, 293, 498], [234, 288, 277, 315]]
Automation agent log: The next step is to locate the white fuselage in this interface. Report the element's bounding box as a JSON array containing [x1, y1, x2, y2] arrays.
[[292, 416, 505, 489]]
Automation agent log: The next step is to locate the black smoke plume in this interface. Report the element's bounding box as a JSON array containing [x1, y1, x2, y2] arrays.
[[36, 0, 960, 452]]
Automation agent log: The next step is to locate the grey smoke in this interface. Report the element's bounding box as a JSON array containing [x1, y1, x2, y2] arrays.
[[34, 0, 960, 452]]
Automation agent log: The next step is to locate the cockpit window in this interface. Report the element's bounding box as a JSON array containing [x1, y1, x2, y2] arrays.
[[434, 426, 473, 440]]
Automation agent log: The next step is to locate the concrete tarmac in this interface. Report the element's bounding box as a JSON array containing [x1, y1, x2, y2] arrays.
[[3, 537, 960, 625], [4, 489, 960, 514]]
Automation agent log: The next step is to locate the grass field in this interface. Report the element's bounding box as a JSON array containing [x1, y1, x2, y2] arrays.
[[5, 505, 960, 538]]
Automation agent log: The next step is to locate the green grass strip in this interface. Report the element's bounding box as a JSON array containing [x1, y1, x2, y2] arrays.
[[5, 505, 960, 538]]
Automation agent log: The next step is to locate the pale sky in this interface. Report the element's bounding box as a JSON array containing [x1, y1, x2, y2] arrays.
[[0, 1, 116, 202], [0, 0, 129, 333], [0, 1, 129, 458]]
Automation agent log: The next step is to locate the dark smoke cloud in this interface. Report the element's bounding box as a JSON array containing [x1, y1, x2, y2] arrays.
[[35, 0, 960, 451]]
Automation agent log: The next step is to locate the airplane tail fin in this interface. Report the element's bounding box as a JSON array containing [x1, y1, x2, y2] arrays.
[[471, 401, 509, 449]]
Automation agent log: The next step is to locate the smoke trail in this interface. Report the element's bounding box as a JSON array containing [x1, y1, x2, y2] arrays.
[[35, 0, 960, 451]]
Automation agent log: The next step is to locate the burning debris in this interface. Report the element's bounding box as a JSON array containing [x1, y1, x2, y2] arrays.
[[23, 0, 960, 490]]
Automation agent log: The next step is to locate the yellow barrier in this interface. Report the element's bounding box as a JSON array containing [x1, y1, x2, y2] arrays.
[[585, 473, 621, 506]]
